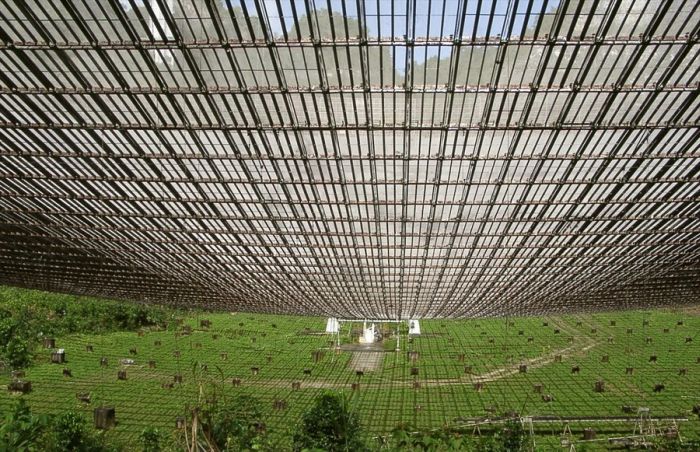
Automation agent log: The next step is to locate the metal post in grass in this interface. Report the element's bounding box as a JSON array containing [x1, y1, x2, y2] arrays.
[[93, 324, 117, 429], [523, 416, 536, 451], [396, 320, 400, 352]]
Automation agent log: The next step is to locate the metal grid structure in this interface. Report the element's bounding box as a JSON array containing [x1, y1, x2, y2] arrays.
[[0, 0, 698, 318]]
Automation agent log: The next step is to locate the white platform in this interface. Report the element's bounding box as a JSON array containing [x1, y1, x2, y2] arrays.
[[408, 319, 421, 335]]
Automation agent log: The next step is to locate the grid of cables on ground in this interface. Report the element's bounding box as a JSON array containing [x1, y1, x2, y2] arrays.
[[3, 310, 697, 445]]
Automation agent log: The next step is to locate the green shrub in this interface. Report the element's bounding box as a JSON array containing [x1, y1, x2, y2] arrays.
[[4, 337, 32, 369], [0, 286, 173, 337], [0, 402, 121, 452], [0, 316, 14, 345], [497, 418, 526, 452], [0, 399, 50, 451], [48, 411, 100, 452], [199, 394, 268, 451], [382, 420, 528, 452], [293, 392, 365, 452], [0, 316, 32, 369], [382, 424, 469, 451], [139, 427, 163, 452]]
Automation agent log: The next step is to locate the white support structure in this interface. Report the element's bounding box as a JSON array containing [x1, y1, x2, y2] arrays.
[[396, 323, 401, 351], [408, 319, 421, 335], [325, 317, 340, 333], [359, 321, 377, 343], [330, 318, 404, 349]]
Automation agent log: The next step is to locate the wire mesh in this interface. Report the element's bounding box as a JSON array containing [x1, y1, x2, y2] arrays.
[[0, 0, 698, 318]]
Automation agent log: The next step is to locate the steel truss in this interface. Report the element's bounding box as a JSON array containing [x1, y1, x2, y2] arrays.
[[0, 0, 698, 318]]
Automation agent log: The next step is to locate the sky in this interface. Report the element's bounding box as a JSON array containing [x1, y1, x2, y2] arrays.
[[124, 0, 560, 70], [239, 0, 558, 69]]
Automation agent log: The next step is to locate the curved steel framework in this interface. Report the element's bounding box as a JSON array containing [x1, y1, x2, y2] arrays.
[[0, 0, 698, 318]]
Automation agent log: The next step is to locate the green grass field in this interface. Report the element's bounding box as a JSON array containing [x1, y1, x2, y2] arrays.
[[1, 293, 699, 450]]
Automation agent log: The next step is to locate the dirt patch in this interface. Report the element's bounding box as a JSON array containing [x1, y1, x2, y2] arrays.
[[349, 352, 384, 372], [340, 342, 386, 352]]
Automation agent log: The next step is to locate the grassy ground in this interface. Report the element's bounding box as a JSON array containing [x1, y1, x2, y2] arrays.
[[1, 291, 698, 450]]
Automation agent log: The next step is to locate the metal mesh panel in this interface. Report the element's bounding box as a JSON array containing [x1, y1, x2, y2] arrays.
[[0, 0, 698, 318]]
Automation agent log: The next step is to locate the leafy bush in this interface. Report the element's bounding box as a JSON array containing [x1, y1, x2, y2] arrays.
[[4, 337, 32, 369], [202, 395, 265, 451], [48, 411, 101, 452], [381, 420, 527, 452], [0, 399, 51, 451], [0, 401, 123, 452], [0, 315, 32, 370], [139, 427, 163, 452], [0, 316, 14, 345], [0, 286, 173, 337], [382, 424, 468, 451], [499, 418, 525, 451], [653, 434, 700, 451], [293, 392, 365, 452]]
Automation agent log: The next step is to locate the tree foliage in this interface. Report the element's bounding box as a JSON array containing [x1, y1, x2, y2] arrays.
[[382, 424, 468, 451], [200, 394, 268, 451], [0, 400, 110, 452], [293, 392, 365, 452], [48, 411, 100, 452], [0, 399, 50, 452], [381, 418, 527, 452], [139, 427, 164, 452]]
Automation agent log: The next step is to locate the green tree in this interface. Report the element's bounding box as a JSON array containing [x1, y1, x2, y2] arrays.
[[4, 336, 32, 369], [293, 392, 365, 452], [48, 411, 100, 452], [199, 394, 268, 451], [139, 427, 164, 452], [499, 418, 525, 452]]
